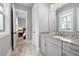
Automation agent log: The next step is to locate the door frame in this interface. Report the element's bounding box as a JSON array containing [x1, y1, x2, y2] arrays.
[[11, 4, 14, 51]]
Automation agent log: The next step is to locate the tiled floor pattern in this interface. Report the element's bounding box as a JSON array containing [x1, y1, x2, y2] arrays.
[[10, 39, 41, 56]]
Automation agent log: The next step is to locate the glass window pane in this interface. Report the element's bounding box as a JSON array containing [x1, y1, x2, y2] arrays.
[[66, 15, 72, 30], [0, 13, 3, 31], [59, 15, 72, 31], [60, 17, 66, 23], [61, 23, 66, 30], [60, 17, 67, 30], [0, 5, 3, 12], [63, 17, 66, 22], [66, 21, 72, 30], [59, 10, 73, 31], [67, 16, 71, 22]]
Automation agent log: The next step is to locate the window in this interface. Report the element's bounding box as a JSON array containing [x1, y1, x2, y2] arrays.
[[0, 4, 3, 12], [0, 4, 4, 31], [59, 9, 73, 32]]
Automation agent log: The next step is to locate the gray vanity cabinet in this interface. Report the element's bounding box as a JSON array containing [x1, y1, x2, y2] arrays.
[[46, 41, 61, 56], [40, 35, 79, 56], [40, 35, 46, 55], [40, 35, 62, 56], [46, 37, 61, 56], [63, 42, 79, 56]]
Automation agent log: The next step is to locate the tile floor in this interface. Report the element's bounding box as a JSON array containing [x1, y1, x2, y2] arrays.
[[10, 38, 42, 56]]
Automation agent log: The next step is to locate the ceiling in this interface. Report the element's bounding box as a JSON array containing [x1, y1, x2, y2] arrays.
[[15, 3, 34, 8], [16, 9, 27, 19], [15, 3, 34, 19]]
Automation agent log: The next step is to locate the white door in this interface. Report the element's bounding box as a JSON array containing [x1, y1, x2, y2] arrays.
[[32, 5, 35, 44], [12, 4, 17, 50], [32, 4, 39, 52], [32, 7, 36, 42]]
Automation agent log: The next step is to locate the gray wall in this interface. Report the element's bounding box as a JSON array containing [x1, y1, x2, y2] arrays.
[[0, 35, 11, 56], [38, 3, 49, 32], [15, 4, 32, 40], [18, 18, 26, 28], [0, 4, 11, 56], [32, 3, 57, 33], [49, 4, 57, 33]]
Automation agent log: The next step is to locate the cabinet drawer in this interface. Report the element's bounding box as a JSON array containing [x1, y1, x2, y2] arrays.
[[63, 50, 76, 56], [46, 37, 61, 47], [63, 42, 79, 55]]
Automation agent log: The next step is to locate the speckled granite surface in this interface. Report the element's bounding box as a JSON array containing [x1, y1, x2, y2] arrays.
[[41, 33, 79, 46]]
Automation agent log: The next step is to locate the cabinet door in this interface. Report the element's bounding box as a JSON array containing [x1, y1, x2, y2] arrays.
[[40, 36, 46, 55], [63, 50, 76, 56], [32, 4, 39, 52], [46, 40, 61, 56]]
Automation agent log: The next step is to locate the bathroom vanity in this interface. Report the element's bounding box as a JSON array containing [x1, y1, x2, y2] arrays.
[[40, 33, 79, 56]]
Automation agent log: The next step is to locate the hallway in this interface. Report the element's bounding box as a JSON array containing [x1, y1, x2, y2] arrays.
[[10, 38, 41, 56]]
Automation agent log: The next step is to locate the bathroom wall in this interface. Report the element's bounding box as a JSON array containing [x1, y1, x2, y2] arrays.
[[38, 3, 49, 32], [0, 3, 11, 56], [18, 18, 26, 28]]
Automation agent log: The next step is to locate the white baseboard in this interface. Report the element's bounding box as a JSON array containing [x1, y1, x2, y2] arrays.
[[6, 48, 12, 56]]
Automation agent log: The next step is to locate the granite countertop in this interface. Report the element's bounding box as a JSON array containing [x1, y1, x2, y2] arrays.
[[54, 36, 79, 46], [40, 33, 79, 46], [52, 35, 79, 46]]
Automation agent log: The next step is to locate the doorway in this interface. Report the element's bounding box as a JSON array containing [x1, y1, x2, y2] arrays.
[[11, 4, 27, 51], [16, 9, 27, 40]]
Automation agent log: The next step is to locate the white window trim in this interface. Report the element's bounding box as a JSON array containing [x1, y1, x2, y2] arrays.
[[0, 4, 5, 32], [0, 4, 10, 38], [58, 8, 74, 32]]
